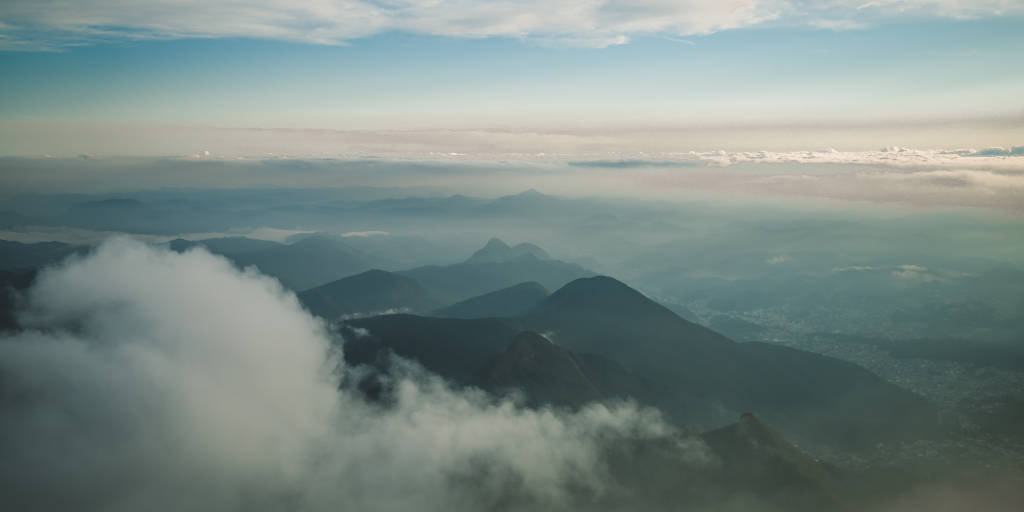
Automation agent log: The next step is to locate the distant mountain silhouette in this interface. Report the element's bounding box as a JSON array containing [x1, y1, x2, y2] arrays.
[[477, 189, 564, 216], [432, 281, 549, 318], [299, 270, 441, 320], [230, 234, 380, 290], [168, 237, 282, 256], [399, 239, 591, 303], [464, 238, 551, 264], [351, 189, 577, 220], [56, 198, 160, 232]]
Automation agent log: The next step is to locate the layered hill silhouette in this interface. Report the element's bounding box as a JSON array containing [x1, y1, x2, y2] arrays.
[[229, 234, 382, 290], [432, 281, 549, 318], [464, 238, 551, 264], [298, 269, 441, 320], [168, 236, 281, 256], [398, 238, 591, 303], [0, 240, 83, 271], [342, 275, 939, 449], [287, 240, 578, 321]]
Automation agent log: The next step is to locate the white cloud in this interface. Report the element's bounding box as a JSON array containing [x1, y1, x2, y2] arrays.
[[340, 230, 390, 237], [0, 238, 692, 510], [0, 0, 1021, 50]]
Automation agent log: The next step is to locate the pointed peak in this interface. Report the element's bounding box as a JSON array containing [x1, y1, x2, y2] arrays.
[[534, 275, 683, 320], [466, 237, 551, 264], [518, 188, 543, 197], [484, 237, 510, 249], [553, 275, 638, 296]]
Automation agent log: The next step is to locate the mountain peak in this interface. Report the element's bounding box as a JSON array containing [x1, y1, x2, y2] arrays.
[[536, 276, 663, 316], [465, 238, 551, 264], [484, 237, 510, 250]]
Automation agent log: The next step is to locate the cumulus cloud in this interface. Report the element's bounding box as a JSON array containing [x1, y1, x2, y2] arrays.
[[0, 238, 693, 511], [1, 0, 1021, 50]]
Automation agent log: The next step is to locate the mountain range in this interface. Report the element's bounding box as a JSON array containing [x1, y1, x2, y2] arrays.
[[341, 273, 938, 450]]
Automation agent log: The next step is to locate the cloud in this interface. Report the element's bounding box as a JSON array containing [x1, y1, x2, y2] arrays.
[[1, 0, 1021, 50], [686, 147, 1024, 171], [0, 238, 696, 511], [970, 146, 1024, 157]]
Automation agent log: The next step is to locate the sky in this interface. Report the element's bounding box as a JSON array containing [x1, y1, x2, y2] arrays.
[[0, 1, 1022, 157]]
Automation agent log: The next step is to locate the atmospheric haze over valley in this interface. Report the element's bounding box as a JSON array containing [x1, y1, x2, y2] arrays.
[[1, 1, 1024, 511]]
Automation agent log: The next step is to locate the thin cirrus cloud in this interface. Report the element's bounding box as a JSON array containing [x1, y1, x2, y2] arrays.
[[0, 0, 1021, 50]]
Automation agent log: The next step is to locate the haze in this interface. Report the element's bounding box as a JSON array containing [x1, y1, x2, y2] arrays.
[[1, 2, 1023, 511]]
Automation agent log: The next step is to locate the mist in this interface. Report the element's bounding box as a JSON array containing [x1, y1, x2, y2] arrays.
[[0, 238, 697, 512]]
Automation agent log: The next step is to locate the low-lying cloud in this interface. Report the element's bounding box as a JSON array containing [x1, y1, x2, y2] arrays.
[[0, 238, 688, 511]]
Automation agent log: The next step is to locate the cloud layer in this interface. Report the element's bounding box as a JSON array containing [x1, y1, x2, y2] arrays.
[[0, 238, 688, 511], [1, 0, 1022, 50]]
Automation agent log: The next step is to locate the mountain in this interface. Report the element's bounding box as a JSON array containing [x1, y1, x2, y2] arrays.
[[230, 234, 380, 290], [342, 315, 519, 385], [472, 331, 603, 407], [286, 232, 457, 269], [342, 275, 937, 448], [476, 189, 566, 216], [399, 240, 591, 303], [432, 281, 549, 319], [0, 210, 30, 229], [0, 268, 35, 331], [298, 270, 441, 320], [0, 240, 83, 271], [55, 198, 160, 232], [464, 238, 550, 264], [701, 413, 843, 510], [518, 276, 939, 447], [168, 236, 281, 256], [342, 316, 652, 408]]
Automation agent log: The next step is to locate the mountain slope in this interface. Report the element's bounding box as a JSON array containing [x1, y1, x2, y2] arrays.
[[342, 315, 519, 385], [472, 331, 603, 407], [518, 276, 939, 447], [230, 234, 379, 290], [0, 240, 82, 270], [299, 269, 441, 320], [432, 281, 549, 319], [702, 413, 843, 510], [0, 269, 35, 331]]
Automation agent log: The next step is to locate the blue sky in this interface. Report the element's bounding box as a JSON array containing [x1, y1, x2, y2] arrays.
[[0, 1, 1022, 156]]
